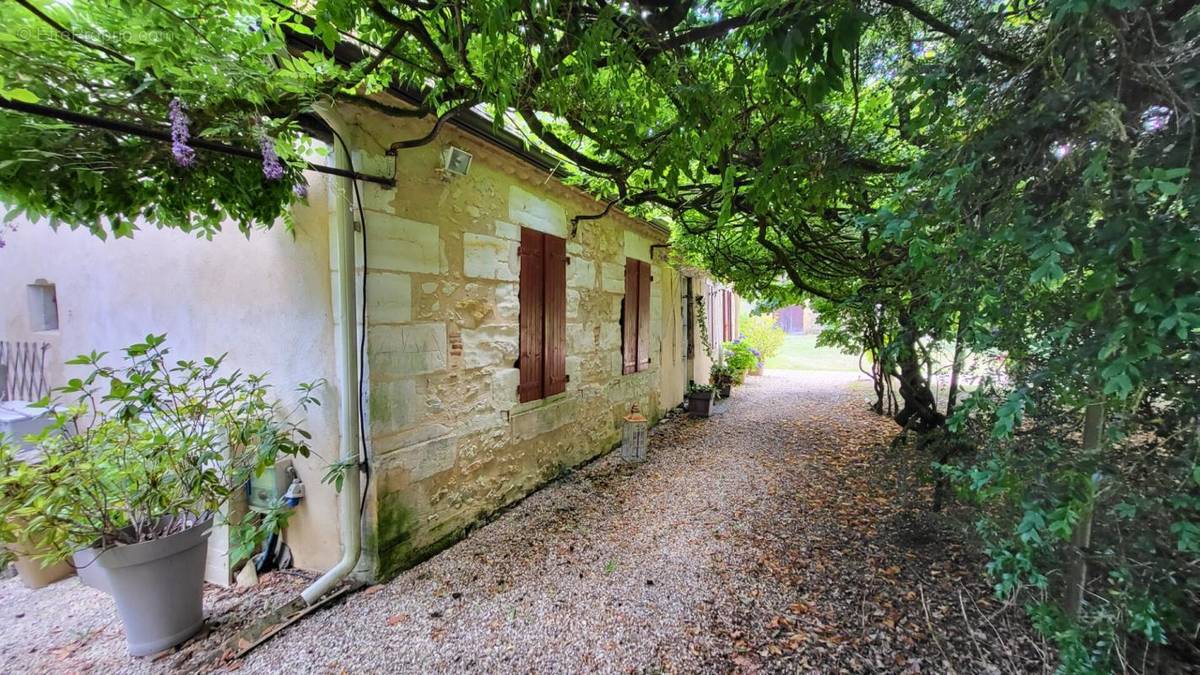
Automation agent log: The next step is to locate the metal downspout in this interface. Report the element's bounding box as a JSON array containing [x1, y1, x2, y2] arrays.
[[301, 108, 362, 605]]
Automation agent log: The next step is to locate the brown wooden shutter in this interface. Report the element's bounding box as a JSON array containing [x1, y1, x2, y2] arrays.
[[636, 261, 651, 371], [722, 290, 732, 342], [622, 259, 638, 375], [542, 234, 567, 397], [518, 229, 545, 402]]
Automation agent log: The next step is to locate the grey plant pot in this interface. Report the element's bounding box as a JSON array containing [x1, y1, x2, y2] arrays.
[[73, 548, 111, 594], [93, 517, 213, 656]]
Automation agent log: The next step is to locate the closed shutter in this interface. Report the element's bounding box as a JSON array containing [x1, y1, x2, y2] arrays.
[[518, 228, 545, 402], [543, 234, 567, 397], [722, 290, 732, 342], [622, 259, 638, 375], [636, 261, 651, 371]]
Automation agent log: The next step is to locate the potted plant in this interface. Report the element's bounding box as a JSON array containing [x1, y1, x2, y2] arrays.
[[12, 335, 320, 656], [749, 348, 764, 376], [685, 383, 716, 417], [723, 341, 758, 385], [710, 363, 733, 398]]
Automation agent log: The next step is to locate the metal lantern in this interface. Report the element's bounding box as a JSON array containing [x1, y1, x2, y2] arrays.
[[621, 403, 649, 463]]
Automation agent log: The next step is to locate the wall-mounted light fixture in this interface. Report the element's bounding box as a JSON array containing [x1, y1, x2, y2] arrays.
[[440, 146, 472, 177]]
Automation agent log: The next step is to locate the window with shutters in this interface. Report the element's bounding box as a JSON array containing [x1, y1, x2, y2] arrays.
[[518, 228, 567, 403], [621, 258, 652, 375]]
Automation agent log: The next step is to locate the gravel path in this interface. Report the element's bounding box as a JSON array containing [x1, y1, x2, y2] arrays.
[[236, 370, 1043, 674], [2, 371, 1046, 674]]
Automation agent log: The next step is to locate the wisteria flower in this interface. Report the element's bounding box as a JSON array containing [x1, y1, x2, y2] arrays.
[[292, 180, 308, 199], [168, 98, 195, 167], [260, 136, 284, 181]]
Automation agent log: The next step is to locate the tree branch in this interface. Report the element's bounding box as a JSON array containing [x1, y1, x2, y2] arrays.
[[14, 0, 134, 66], [877, 0, 1024, 67]]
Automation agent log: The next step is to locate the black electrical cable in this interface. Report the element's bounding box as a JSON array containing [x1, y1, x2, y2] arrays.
[[326, 127, 372, 514]]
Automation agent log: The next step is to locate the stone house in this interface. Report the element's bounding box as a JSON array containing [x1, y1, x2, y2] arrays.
[[0, 97, 740, 584]]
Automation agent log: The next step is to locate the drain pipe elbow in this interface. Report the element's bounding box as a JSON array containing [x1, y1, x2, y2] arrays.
[[302, 107, 363, 605]]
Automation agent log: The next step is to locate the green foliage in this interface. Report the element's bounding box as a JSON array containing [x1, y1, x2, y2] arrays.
[[0, 0, 317, 238], [709, 362, 734, 387], [740, 314, 786, 362], [7, 334, 322, 565], [0, 440, 34, 567], [723, 341, 759, 377]]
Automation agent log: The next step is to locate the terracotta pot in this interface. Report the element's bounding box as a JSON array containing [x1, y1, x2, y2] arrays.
[[5, 523, 74, 589], [11, 549, 73, 589]]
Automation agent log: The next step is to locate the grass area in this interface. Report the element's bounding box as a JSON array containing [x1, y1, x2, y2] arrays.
[[765, 334, 865, 372]]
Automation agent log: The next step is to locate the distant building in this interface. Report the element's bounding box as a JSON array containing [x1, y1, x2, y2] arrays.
[[774, 304, 822, 335]]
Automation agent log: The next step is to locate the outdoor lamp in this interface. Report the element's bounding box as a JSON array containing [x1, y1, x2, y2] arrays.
[[621, 403, 649, 463]]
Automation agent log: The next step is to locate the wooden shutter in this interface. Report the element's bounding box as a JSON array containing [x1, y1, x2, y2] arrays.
[[636, 261, 651, 371], [542, 234, 567, 397], [518, 229, 545, 402], [622, 259, 638, 375], [722, 290, 732, 341]]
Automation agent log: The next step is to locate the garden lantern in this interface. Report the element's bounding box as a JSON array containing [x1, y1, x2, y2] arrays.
[[621, 403, 649, 463]]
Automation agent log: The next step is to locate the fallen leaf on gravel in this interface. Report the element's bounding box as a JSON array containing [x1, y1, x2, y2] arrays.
[[385, 614, 409, 626]]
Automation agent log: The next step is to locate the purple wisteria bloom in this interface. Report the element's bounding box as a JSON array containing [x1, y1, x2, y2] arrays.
[[260, 136, 284, 181], [168, 98, 196, 167], [292, 180, 308, 199]]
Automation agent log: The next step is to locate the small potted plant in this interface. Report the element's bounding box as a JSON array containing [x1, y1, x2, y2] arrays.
[[710, 363, 733, 398], [685, 383, 716, 417], [12, 335, 320, 656]]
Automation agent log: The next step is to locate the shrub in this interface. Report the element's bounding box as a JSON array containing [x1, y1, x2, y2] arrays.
[[11, 334, 322, 566], [741, 314, 786, 362]]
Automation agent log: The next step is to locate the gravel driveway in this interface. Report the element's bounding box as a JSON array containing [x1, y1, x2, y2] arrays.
[[3, 371, 1045, 674]]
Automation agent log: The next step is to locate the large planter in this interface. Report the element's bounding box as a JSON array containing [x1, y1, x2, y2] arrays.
[[713, 375, 733, 398], [94, 516, 213, 656], [11, 549, 73, 589], [6, 523, 74, 589], [687, 391, 715, 417], [73, 548, 111, 594]]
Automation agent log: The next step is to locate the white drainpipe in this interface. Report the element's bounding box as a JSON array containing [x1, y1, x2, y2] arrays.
[[302, 108, 363, 605]]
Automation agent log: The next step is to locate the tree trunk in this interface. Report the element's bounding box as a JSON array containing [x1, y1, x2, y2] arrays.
[[893, 311, 945, 432]]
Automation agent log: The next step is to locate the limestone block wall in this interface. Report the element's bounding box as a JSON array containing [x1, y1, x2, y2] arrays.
[[338, 107, 680, 580]]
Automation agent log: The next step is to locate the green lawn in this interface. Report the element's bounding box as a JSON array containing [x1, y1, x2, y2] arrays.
[[764, 334, 865, 372]]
